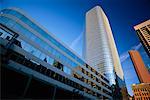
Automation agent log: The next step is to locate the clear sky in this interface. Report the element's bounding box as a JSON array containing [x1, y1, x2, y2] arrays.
[[1, 0, 150, 96]]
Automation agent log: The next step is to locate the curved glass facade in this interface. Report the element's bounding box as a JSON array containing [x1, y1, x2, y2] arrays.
[[0, 8, 112, 99], [1, 9, 85, 66]]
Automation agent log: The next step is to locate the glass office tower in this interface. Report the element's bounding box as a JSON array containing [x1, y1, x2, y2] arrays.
[[84, 6, 124, 86], [0, 8, 112, 99]]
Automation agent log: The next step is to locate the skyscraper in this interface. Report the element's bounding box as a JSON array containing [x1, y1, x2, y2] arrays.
[[129, 50, 150, 83], [134, 20, 150, 58], [84, 6, 124, 86]]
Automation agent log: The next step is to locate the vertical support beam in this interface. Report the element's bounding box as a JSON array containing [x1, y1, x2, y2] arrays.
[[22, 75, 32, 97], [52, 85, 57, 100]]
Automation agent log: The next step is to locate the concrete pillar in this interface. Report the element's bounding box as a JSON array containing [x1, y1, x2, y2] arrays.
[[52, 85, 57, 100]]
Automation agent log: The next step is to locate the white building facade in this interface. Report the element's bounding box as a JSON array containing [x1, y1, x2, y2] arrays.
[[84, 6, 124, 86]]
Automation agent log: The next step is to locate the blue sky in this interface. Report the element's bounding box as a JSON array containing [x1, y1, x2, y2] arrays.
[[1, 0, 150, 96]]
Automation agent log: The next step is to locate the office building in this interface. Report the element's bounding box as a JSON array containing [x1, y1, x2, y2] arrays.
[[129, 50, 150, 83], [0, 8, 112, 99], [132, 83, 150, 100], [134, 20, 150, 58], [84, 6, 124, 86], [138, 45, 150, 73]]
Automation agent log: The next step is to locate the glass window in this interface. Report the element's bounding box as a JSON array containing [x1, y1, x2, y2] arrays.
[[0, 32, 2, 36], [0, 16, 9, 24], [0, 28, 12, 39], [47, 56, 54, 65], [39, 52, 46, 60], [64, 66, 71, 75], [34, 49, 41, 58], [1, 9, 90, 76]]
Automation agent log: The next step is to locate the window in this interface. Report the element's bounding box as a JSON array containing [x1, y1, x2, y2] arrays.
[[141, 26, 150, 35], [63, 66, 71, 75], [0, 32, 2, 36], [46, 69, 51, 76], [0, 28, 13, 40], [53, 60, 64, 71]]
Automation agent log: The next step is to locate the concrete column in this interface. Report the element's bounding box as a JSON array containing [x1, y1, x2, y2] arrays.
[[22, 75, 32, 97], [52, 85, 57, 100]]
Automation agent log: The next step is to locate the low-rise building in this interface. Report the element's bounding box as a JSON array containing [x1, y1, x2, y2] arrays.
[[132, 83, 150, 100]]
